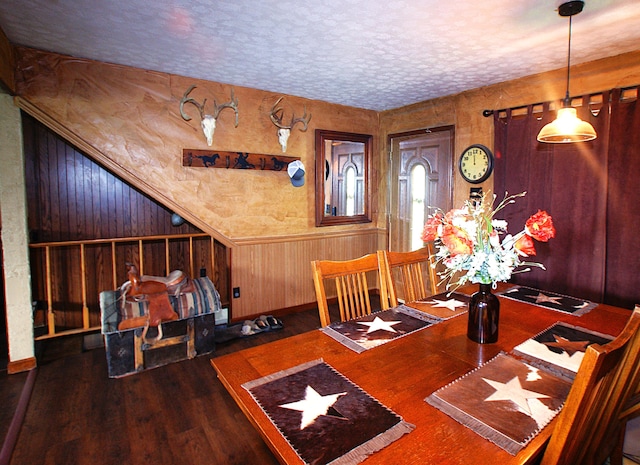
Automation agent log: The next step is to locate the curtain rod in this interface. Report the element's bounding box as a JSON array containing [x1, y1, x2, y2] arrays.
[[481, 85, 639, 117]]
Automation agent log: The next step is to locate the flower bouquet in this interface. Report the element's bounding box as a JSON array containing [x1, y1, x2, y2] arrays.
[[422, 191, 556, 343], [421, 191, 556, 292]]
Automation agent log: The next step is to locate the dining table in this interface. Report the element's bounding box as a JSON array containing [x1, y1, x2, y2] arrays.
[[210, 284, 632, 465]]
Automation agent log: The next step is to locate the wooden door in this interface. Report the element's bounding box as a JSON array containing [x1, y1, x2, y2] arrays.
[[388, 128, 454, 253]]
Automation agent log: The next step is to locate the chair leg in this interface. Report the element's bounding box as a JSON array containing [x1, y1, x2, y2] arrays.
[[610, 425, 627, 465]]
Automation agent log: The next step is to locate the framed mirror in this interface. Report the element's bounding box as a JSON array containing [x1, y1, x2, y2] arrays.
[[315, 129, 372, 226]]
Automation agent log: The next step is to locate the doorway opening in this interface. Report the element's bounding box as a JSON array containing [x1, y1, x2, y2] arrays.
[[387, 127, 454, 253]]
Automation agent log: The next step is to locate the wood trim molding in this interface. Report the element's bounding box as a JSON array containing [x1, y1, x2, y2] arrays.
[[0, 25, 15, 93], [233, 227, 386, 246], [7, 357, 37, 375], [0, 28, 16, 94]]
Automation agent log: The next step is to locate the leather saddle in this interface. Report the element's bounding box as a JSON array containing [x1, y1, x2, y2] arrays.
[[118, 263, 195, 336]]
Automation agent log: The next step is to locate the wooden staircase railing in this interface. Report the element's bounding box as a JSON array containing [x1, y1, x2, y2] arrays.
[[29, 233, 216, 340]]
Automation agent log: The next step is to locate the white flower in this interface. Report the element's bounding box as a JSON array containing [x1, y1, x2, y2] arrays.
[[492, 219, 508, 231]]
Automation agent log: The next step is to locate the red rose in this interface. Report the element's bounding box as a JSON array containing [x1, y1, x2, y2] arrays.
[[526, 210, 556, 242], [441, 224, 473, 256], [514, 234, 536, 256], [421, 213, 443, 242]]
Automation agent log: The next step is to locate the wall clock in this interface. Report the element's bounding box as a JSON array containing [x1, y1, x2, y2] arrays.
[[458, 144, 494, 184]]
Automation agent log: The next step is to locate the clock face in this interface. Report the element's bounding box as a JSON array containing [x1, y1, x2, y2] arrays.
[[459, 145, 493, 184]]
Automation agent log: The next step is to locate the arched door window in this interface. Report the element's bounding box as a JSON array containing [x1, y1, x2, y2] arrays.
[[410, 164, 426, 250], [345, 166, 356, 217]]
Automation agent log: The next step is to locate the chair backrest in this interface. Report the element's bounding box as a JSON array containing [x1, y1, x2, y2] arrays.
[[378, 244, 438, 310], [540, 305, 640, 465], [311, 253, 380, 327]]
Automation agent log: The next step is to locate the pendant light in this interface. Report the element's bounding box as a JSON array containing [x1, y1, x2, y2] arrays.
[[537, 0, 597, 143]]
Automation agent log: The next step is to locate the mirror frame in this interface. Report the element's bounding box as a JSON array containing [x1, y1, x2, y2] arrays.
[[315, 129, 372, 227]]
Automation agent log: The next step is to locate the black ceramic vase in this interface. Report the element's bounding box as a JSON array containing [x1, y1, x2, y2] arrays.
[[467, 283, 500, 343]]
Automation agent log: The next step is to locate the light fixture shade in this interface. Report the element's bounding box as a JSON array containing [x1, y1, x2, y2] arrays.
[[537, 107, 597, 143]]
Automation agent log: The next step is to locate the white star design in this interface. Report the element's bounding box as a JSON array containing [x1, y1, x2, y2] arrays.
[[424, 298, 466, 311], [535, 292, 563, 305], [358, 316, 402, 334], [279, 385, 346, 430], [483, 376, 550, 416]]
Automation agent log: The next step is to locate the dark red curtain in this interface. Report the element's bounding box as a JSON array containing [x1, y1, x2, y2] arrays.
[[494, 89, 640, 308], [605, 88, 640, 308]]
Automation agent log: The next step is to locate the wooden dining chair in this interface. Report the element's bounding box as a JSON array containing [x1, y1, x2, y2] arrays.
[[377, 243, 438, 310], [540, 305, 640, 465], [311, 253, 380, 327]]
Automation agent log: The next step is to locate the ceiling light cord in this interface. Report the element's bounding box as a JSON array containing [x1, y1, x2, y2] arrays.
[[564, 14, 573, 108], [536, 0, 596, 143]]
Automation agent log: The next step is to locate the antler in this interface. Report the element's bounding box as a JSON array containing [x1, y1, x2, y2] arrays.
[[269, 96, 311, 131], [291, 105, 311, 131], [179, 85, 207, 121], [212, 88, 239, 127], [269, 97, 286, 127]]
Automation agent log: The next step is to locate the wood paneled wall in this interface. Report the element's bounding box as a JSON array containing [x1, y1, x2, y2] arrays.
[[231, 229, 385, 318], [22, 114, 229, 328], [23, 114, 203, 242]]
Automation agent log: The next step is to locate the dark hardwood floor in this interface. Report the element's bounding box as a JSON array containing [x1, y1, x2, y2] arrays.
[[3, 307, 330, 465]]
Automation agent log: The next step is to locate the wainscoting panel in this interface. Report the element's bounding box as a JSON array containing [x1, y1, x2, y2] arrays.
[[231, 229, 386, 320]]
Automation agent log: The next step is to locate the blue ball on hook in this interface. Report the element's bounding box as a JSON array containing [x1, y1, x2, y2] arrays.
[[171, 213, 185, 226]]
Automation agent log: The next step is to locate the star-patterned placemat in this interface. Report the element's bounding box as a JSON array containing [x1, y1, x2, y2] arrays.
[[512, 322, 614, 381], [242, 359, 414, 465], [426, 353, 572, 455], [405, 292, 470, 319], [498, 285, 598, 315], [320, 305, 442, 353]]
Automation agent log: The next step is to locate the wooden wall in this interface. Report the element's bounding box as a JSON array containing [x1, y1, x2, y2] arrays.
[[231, 230, 384, 316], [23, 114, 204, 242], [22, 114, 229, 328]]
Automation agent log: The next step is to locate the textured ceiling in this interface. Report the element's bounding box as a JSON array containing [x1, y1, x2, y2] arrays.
[[1, 0, 639, 111]]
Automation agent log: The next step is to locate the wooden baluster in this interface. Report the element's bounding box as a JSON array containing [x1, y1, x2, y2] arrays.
[[138, 239, 144, 274], [45, 246, 55, 336], [210, 236, 215, 279], [189, 236, 194, 278], [165, 238, 170, 275], [31, 233, 213, 340], [111, 241, 117, 289], [80, 244, 89, 329]]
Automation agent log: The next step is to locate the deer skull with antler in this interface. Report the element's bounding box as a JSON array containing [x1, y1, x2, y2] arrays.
[[180, 85, 239, 146], [269, 97, 311, 152]]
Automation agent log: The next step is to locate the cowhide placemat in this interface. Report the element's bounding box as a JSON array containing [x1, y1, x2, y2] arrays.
[[406, 292, 470, 319], [498, 285, 597, 315], [320, 305, 441, 353], [243, 359, 414, 465], [426, 353, 571, 455], [512, 321, 614, 381]]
